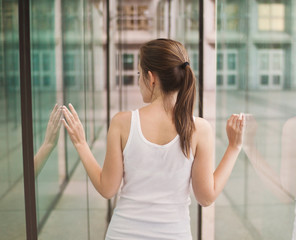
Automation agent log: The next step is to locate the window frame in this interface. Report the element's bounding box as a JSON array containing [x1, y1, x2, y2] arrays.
[[257, 48, 284, 90], [216, 49, 239, 90]]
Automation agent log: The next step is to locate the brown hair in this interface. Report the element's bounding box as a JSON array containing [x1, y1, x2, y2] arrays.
[[139, 38, 196, 158]]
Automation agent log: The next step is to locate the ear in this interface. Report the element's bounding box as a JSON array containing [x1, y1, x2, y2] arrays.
[[147, 71, 155, 89]]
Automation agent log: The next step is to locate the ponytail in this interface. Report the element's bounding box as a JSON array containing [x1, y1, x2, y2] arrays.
[[173, 64, 196, 158], [139, 39, 196, 159]]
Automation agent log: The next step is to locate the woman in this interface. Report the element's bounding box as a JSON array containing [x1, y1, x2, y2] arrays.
[[62, 39, 245, 239]]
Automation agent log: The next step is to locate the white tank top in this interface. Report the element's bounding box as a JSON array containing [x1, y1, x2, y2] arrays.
[[105, 109, 194, 239]]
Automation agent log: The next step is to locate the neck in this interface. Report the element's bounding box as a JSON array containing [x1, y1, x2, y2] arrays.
[[150, 91, 178, 115]]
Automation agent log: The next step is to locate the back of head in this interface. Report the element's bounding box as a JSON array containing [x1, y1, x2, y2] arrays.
[[139, 38, 196, 158]]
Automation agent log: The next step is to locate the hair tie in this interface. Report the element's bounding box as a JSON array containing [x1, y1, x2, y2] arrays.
[[181, 62, 190, 69]]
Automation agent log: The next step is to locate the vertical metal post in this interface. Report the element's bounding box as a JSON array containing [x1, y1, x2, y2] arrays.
[[198, 0, 204, 239], [18, 0, 38, 239], [106, 0, 112, 223]]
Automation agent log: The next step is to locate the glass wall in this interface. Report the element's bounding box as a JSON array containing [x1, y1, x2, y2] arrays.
[[0, 0, 27, 239], [29, 0, 106, 239], [215, 0, 296, 239]]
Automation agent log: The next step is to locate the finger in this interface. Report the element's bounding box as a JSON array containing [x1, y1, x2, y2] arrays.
[[236, 113, 243, 128], [229, 114, 238, 127], [53, 106, 63, 126], [61, 118, 72, 134], [234, 115, 241, 129], [52, 105, 61, 123], [240, 114, 246, 129], [49, 103, 58, 121], [57, 116, 63, 129], [68, 103, 80, 122], [62, 106, 75, 127], [227, 115, 234, 128]]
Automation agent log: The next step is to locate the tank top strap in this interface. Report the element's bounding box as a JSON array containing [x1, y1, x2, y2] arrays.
[[123, 110, 137, 155]]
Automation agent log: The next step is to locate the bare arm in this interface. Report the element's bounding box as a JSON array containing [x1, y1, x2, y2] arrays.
[[34, 104, 62, 176], [242, 115, 294, 202], [62, 104, 124, 199], [192, 114, 244, 207]]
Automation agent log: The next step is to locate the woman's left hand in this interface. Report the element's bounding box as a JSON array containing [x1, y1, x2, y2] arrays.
[[62, 104, 87, 148], [226, 113, 245, 150]]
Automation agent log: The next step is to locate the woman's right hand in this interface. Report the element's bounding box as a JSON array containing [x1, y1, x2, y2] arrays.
[[226, 113, 245, 150]]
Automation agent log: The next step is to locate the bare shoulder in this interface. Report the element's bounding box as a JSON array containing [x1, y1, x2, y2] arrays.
[[111, 111, 132, 127], [111, 111, 132, 150], [194, 117, 213, 133], [192, 117, 214, 146]]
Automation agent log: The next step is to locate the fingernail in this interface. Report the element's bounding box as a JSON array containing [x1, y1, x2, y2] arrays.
[[239, 113, 243, 120]]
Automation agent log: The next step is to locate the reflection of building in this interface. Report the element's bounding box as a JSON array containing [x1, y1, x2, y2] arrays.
[[112, 0, 201, 88], [217, 0, 295, 90], [1, 0, 105, 92]]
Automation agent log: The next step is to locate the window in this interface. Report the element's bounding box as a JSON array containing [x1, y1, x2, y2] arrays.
[[216, 50, 238, 89], [123, 54, 134, 70], [157, 1, 165, 32], [117, 4, 150, 30], [116, 51, 139, 87], [6, 50, 19, 89], [188, 49, 199, 81], [2, 2, 18, 31], [217, 1, 240, 31], [63, 1, 81, 33], [258, 49, 284, 89], [32, 50, 54, 89], [31, 1, 54, 32], [185, 2, 199, 32], [258, 3, 285, 31], [63, 51, 81, 88]]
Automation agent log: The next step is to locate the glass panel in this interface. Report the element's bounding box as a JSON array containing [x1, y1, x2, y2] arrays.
[[217, 53, 223, 70], [42, 53, 50, 71], [28, 0, 106, 239], [273, 75, 280, 85], [227, 75, 236, 85], [272, 53, 281, 70], [258, 4, 270, 17], [30, 0, 60, 230], [123, 54, 134, 70], [271, 4, 284, 18], [258, 3, 285, 32], [0, 0, 27, 239], [192, 53, 199, 71], [216, 0, 295, 239], [272, 18, 284, 31], [259, 18, 271, 31], [261, 75, 269, 85], [260, 53, 269, 70], [123, 75, 134, 85], [227, 53, 236, 70], [217, 75, 223, 86]]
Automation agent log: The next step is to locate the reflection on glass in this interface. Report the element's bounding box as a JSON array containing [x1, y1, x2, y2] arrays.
[[0, 0, 26, 239], [34, 104, 62, 177], [30, 0, 107, 238], [216, 0, 296, 239], [243, 114, 296, 238]]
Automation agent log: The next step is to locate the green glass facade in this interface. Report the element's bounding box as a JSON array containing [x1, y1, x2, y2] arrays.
[[0, 1, 26, 239], [215, 0, 296, 239]]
